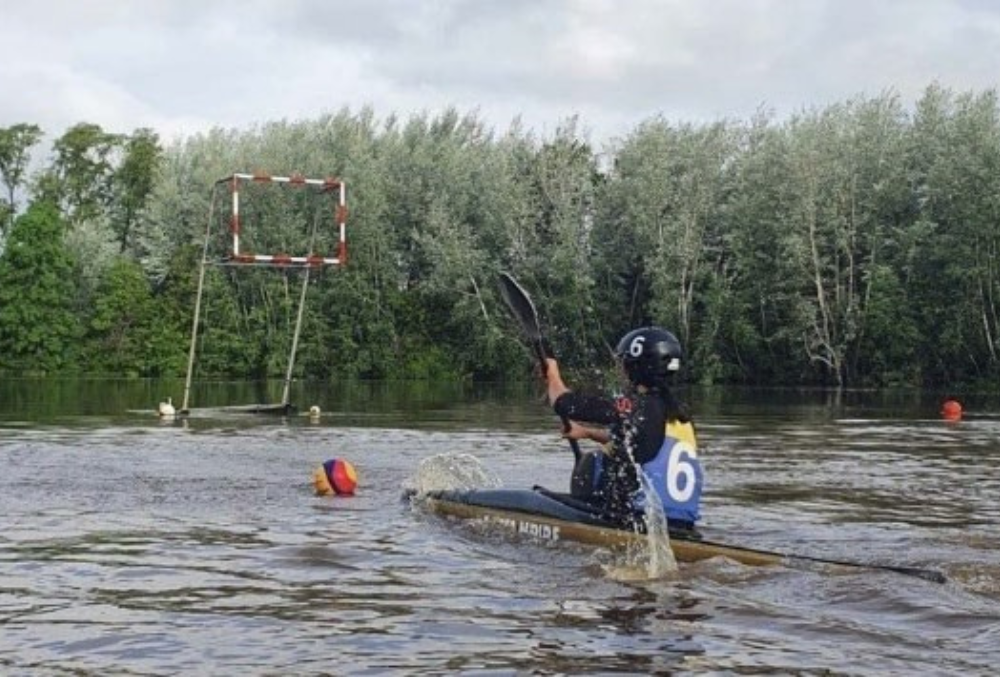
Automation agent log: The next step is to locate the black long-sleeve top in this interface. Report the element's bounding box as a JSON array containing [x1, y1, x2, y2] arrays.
[[553, 388, 672, 522], [553, 389, 668, 464]]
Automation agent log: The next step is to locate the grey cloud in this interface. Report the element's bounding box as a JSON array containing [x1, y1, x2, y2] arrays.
[[1, 0, 999, 144]]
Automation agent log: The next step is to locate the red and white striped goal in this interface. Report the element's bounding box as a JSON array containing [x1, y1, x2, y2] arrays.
[[214, 171, 347, 268]]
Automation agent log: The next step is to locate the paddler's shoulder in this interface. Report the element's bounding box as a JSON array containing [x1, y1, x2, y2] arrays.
[[667, 418, 698, 449]]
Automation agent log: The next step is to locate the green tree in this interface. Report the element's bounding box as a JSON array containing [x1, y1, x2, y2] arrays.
[[0, 201, 81, 373], [852, 264, 920, 385], [112, 128, 162, 256], [33, 123, 125, 325], [515, 120, 602, 367], [0, 123, 43, 241], [36, 122, 123, 225], [713, 111, 803, 383], [598, 118, 736, 380], [116, 92, 1000, 388], [907, 85, 1000, 385], [84, 257, 186, 376], [783, 93, 911, 386]]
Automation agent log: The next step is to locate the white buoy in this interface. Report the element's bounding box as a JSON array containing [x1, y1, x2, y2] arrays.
[[158, 397, 176, 417], [309, 405, 321, 418]]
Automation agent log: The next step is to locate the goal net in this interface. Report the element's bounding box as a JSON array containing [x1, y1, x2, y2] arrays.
[[207, 172, 347, 268]]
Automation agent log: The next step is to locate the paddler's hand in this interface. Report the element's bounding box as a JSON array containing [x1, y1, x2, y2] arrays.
[[561, 419, 590, 440], [540, 357, 560, 380], [561, 420, 611, 446]]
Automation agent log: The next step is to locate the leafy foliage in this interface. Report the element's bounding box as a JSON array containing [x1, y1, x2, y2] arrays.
[[85, 257, 186, 376], [0, 202, 80, 373], [0, 123, 43, 242], [2, 86, 1000, 389]]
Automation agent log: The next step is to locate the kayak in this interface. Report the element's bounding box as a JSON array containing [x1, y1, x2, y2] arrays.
[[409, 486, 947, 582], [413, 486, 782, 566]]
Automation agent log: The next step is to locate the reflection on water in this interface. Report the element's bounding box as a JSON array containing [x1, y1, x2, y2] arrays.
[[1, 381, 999, 674]]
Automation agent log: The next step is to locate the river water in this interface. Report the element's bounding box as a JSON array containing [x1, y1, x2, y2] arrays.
[[1, 380, 998, 675]]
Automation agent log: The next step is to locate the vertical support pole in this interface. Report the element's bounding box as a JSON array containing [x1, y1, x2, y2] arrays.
[[231, 175, 241, 255], [280, 192, 325, 411], [181, 181, 221, 414], [339, 182, 347, 261], [280, 267, 311, 409]]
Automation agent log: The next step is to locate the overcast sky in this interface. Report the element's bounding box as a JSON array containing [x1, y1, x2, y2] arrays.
[[2, 0, 999, 148]]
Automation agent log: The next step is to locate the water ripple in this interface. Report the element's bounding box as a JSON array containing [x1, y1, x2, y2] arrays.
[[1, 407, 998, 674]]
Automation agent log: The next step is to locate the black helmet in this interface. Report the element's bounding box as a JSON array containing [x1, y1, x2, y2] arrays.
[[614, 326, 682, 388]]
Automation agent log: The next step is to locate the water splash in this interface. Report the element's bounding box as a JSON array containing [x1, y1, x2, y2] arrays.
[[403, 452, 503, 495], [602, 424, 679, 581], [634, 468, 679, 576]]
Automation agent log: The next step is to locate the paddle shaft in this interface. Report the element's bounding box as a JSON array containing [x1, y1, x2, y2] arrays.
[[691, 537, 946, 583], [785, 551, 947, 583]]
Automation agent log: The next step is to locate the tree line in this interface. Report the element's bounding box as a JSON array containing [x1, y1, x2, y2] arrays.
[[1, 84, 998, 388]]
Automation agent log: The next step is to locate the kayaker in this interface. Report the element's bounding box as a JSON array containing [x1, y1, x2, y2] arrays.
[[541, 326, 703, 531]]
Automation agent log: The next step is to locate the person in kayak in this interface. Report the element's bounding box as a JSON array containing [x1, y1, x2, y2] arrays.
[[541, 326, 702, 531]]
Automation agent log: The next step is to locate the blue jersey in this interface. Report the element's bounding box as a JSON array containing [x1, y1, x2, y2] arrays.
[[633, 436, 704, 523]]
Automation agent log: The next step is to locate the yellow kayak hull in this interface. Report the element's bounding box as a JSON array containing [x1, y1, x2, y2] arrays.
[[413, 488, 945, 583]]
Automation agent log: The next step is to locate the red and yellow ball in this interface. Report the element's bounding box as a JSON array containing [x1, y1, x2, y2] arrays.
[[312, 458, 358, 496]]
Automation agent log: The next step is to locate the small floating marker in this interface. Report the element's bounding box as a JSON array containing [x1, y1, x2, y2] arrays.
[[309, 404, 321, 418], [312, 458, 358, 496], [158, 396, 176, 417], [941, 399, 963, 421]]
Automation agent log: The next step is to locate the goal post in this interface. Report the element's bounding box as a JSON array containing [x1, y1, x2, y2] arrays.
[[180, 171, 348, 415]]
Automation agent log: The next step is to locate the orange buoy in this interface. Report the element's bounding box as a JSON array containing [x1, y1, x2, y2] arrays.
[[312, 458, 358, 496], [941, 399, 963, 421]]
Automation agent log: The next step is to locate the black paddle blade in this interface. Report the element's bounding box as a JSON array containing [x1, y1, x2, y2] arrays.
[[498, 272, 543, 342], [498, 272, 580, 460], [498, 272, 555, 362]]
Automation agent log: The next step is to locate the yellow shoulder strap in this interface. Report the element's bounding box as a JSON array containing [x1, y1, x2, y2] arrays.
[[666, 419, 698, 450]]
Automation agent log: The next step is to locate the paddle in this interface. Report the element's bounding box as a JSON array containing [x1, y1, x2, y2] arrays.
[[498, 272, 582, 462], [694, 536, 947, 583], [789, 553, 946, 583]]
